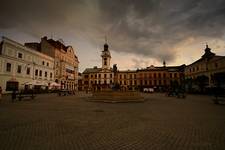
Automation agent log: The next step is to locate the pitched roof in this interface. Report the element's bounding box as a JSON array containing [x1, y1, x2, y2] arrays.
[[83, 68, 102, 74]]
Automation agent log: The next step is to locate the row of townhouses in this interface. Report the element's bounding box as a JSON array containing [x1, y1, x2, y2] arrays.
[[80, 42, 225, 92], [1, 36, 224, 93], [0, 37, 79, 93]]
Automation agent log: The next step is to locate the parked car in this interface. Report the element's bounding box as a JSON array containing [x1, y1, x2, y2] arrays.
[[143, 88, 154, 93]]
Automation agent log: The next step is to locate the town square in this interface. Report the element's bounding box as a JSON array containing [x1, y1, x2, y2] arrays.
[[1, 0, 225, 150], [0, 93, 225, 150]]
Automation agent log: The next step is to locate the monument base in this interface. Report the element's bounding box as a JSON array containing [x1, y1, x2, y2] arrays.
[[88, 91, 145, 103]]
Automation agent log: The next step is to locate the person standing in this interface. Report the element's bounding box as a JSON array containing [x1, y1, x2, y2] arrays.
[[0, 86, 2, 101], [12, 90, 17, 102]]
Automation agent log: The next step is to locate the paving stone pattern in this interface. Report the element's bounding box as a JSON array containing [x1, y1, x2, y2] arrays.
[[0, 93, 225, 150]]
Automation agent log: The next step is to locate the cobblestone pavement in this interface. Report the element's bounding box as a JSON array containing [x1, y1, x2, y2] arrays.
[[0, 92, 225, 150]]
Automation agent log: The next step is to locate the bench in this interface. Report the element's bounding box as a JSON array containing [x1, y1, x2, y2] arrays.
[[17, 94, 36, 101]]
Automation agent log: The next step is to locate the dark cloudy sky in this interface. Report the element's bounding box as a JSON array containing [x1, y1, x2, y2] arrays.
[[1, 0, 225, 71]]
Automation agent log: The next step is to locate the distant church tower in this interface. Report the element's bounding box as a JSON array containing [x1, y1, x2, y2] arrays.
[[101, 38, 111, 69]]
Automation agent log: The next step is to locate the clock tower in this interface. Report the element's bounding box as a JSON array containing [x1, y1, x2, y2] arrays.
[[101, 42, 111, 70]]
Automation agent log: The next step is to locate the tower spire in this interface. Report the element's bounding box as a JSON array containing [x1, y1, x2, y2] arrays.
[[163, 60, 166, 67], [104, 36, 109, 51], [105, 35, 107, 44]]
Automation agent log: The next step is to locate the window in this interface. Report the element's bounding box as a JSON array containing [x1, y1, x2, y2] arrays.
[[164, 80, 166, 85], [50, 73, 53, 78], [104, 58, 107, 65], [170, 73, 172, 78], [174, 73, 177, 78], [104, 80, 107, 84], [110, 74, 112, 78], [45, 71, 47, 77], [104, 74, 107, 78], [154, 73, 156, 78], [17, 65, 22, 73], [149, 80, 152, 85], [159, 80, 162, 85], [98, 74, 101, 78], [95, 74, 97, 78], [120, 75, 122, 79], [144, 74, 147, 78], [84, 75, 88, 78], [215, 63, 218, 68], [163, 73, 166, 78], [18, 53, 23, 59], [42, 61, 45, 65], [47, 62, 49, 66], [26, 68, 30, 75], [124, 75, 126, 79], [130, 74, 132, 79], [6, 63, 11, 72], [39, 70, 42, 76], [35, 69, 38, 76], [158, 73, 161, 78], [134, 74, 136, 79], [110, 80, 112, 84]]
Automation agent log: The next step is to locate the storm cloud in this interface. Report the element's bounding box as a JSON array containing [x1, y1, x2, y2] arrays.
[[1, 0, 225, 69]]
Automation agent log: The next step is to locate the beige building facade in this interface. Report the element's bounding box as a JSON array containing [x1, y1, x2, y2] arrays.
[[0, 37, 54, 93], [25, 37, 79, 91]]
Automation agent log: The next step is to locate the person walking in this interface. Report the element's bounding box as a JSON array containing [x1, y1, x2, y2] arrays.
[[0, 86, 2, 101]]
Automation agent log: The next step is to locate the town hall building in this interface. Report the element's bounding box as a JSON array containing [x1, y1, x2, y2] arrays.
[[81, 42, 185, 91]]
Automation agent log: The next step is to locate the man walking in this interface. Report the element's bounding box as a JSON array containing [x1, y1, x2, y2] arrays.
[[0, 86, 2, 101]]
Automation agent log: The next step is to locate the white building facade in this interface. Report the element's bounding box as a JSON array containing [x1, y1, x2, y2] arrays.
[[0, 37, 54, 93]]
